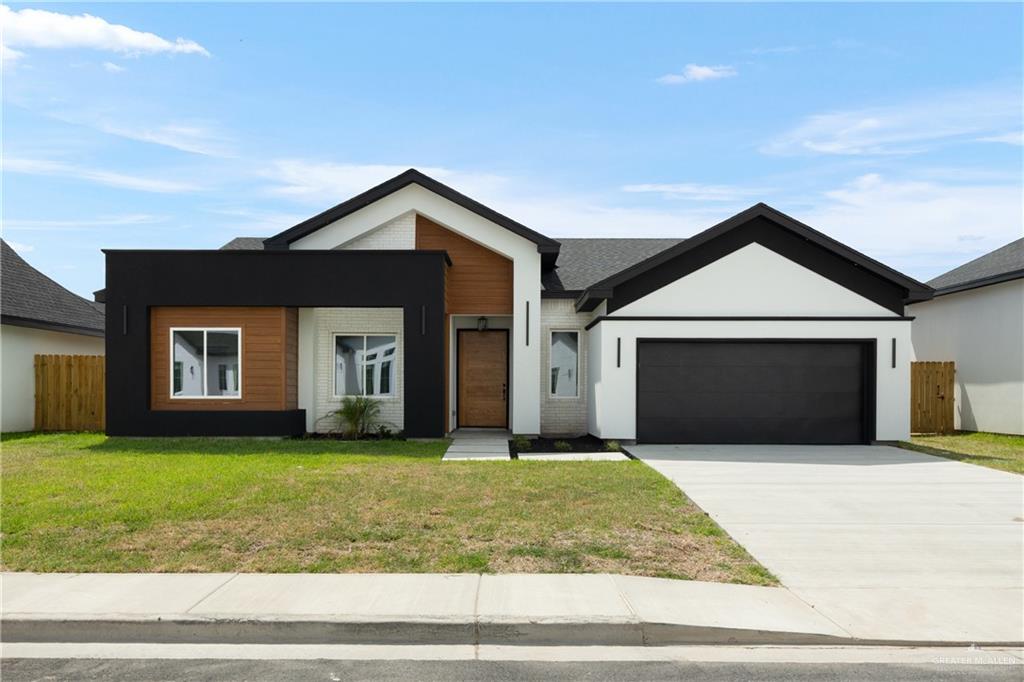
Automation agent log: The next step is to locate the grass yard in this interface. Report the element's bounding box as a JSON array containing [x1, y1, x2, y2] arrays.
[[903, 431, 1024, 475], [0, 433, 775, 584]]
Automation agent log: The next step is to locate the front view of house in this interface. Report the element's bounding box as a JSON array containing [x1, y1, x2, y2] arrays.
[[104, 169, 932, 442]]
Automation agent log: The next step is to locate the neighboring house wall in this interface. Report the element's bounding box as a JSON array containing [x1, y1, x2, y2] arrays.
[[615, 243, 896, 317], [540, 299, 588, 436], [150, 306, 297, 411], [338, 212, 416, 250], [309, 307, 404, 433], [910, 279, 1024, 435], [0, 324, 104, 432]]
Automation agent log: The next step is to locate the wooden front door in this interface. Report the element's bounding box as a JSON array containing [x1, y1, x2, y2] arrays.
[[458, 330, 508, 428]]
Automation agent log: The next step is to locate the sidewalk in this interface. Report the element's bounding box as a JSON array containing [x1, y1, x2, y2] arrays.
[[3, 572, 1017, 647]]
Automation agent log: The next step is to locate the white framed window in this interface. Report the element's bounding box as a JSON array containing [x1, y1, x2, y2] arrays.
[[169, 328, 242, 399], [549, 330, 579, 398], [334, 334, 397, 398]]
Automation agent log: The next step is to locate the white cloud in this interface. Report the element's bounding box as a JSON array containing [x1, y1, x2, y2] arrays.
[[3, 214, 166, 231], [621, 182, 765, 202], [761, 87, 1023, 156], [40, 109, 231, 156], [657, 64, 737, 85], [102, 61, 125, 73], [0, 5, 209, 58], [98, 122, 229, 156], [5, 157, 200, 193], [976, 131, 1024, 146], [800, 173, 1022, 278], [6, 240, 34, 253], [2, 43, 25, 66]]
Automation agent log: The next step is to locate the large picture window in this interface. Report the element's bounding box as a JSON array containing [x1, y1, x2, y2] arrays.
[[170, 328, 242, 398], [550, 330, 579, 398], [335, 335, 397, 397]]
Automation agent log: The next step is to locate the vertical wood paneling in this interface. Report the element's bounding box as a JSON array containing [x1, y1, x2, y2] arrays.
[[415, 215, 513, 314], [34, 355, 105, 431], [151, 307, 296, 411], [911, 361, 955, 434]]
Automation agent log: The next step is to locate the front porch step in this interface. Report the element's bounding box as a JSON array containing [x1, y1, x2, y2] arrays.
[[442, 429, 512, 461]]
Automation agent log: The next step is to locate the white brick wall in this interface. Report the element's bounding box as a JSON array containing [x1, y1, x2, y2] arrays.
[[312, 307, 404, 433], [338, 211, 416, 250], [540, 299, 589, 436]]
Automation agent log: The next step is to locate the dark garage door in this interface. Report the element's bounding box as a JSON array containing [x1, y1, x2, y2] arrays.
[[637, 340, 872, 444]]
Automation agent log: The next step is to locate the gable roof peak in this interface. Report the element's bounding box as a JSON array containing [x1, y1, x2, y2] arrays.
[[264, 168, 560, 265]]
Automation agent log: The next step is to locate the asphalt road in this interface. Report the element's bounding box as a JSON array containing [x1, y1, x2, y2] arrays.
[[3, 659, 1020, 681]]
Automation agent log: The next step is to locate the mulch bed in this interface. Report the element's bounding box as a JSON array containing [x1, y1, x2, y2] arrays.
[[509, 435, 617, 456]]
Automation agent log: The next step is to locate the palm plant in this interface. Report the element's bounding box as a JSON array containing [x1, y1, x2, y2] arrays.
[[334, 396, 382, 438]]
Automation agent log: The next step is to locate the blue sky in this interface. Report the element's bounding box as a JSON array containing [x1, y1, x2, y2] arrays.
[[3, 2, 1022, 297]]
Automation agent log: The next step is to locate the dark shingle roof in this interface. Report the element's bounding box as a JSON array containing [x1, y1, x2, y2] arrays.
[[220, 234, 684, 295], [1, 240, 105, 335], [928, 238, 1024, 293], [542, 238, 683, 294], [221, 237, 266, 250]]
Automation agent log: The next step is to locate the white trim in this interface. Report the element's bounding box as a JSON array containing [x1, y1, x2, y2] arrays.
[[330, 332, 399, 400], [168, 327, 243, 400], [548, 328, 581, 399]]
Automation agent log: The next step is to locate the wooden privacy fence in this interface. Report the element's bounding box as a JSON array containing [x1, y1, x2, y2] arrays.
[[34, 354, 105, 432], [911, 361, 955, 434]]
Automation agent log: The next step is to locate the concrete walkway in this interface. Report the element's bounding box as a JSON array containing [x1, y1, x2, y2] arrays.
[[629, 444, 1024, 644], [4, 572, 880, 646], [442, 429, 511, 460]]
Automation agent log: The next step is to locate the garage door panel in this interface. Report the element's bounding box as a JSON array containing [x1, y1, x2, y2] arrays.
[[637, 341, 870, 444], [640, 390, 862, 420]]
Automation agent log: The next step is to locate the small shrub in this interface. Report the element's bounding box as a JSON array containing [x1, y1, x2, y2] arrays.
[[511, 435, 532, 452], [334, 396, 382, 438], [376, 424, 394, 439], [554, 440, 572, 452], [604, 439, 621, 452]]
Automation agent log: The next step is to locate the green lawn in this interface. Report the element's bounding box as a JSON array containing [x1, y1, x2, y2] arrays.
[[0, 433, 774, 584], [903, 432, 1024, 475]]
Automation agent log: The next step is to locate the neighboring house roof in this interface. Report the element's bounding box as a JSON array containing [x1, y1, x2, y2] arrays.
[[925, 238, 1024, 296], [263, 169, 562, 267], [221, 237, 266, 251], [541, 238, 683, 296], [574, 203, 934, 313], [1, 240, 105, 336]]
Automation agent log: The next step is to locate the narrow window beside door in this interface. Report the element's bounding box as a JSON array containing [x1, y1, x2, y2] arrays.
[[550, 330, 579, 397]]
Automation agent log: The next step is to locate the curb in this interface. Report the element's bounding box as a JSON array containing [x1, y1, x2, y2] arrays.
[[4, 617, 1021, 648]]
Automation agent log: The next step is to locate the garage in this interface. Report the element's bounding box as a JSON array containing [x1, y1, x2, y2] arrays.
[[637, 340, 874, 444]]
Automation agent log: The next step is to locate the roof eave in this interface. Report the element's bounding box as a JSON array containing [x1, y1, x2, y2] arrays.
[[264, 169, 561, 259], [918, 268, 1024, 299]]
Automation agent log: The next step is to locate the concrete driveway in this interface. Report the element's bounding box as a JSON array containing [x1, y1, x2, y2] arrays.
[[629, 444, 1024, 643]]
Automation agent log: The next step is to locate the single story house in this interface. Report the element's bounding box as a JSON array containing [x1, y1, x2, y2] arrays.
[[103, 169, 933, 442], [910, 238, 1024, 435], [1, 240, 106, 432]]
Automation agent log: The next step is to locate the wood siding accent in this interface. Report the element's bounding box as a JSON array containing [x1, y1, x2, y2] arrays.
[[151, 307, 296, 411], [457, 330, 508, 428], [415, 215, 513, 315], [284, 308, 298, 410], [34, 354, 105, 431], [911, 361, 955, 434]]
